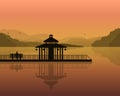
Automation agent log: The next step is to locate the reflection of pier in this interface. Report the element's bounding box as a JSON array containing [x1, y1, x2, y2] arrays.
[[0, 62, 91, 70], [36, 63, 67, 90], [10, 63, 23, 72]]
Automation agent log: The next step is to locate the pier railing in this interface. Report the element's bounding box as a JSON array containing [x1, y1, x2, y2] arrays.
[[0, 55, 91, 61], [63, 55, 91, 60], [0, 55, 11, 60]]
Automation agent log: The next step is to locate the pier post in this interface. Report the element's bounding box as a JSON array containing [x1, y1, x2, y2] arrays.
[[44, 48, 45, 60], [60, 48, 61, 60], [41, 48, 43, 60], [57, 48, 59, 60], [62, 48, 63, 60]]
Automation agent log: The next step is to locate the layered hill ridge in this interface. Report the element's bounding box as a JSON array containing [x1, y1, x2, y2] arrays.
[[0, 29, 48, 42], [62, 37, 100, 46], [92, 28, 120, 46], [0, 33, 40, 47], [0, 33, 82, 47], [0, 29, 100, 46]]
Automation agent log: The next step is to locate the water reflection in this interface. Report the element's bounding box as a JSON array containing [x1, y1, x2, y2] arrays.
[[0, 62, 91, 96], [64, 62, 91, 69], [93, 47, 120, 65], [36, 63, 67, 90], [10, 63, 23, 72]]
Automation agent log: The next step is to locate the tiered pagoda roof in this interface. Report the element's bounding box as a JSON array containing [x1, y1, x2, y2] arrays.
[[44, 34, 58, 43], [36, 34, 66, 48]]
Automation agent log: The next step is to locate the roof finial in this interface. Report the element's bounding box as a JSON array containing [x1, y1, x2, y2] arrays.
[[49, 34, 53, 38]]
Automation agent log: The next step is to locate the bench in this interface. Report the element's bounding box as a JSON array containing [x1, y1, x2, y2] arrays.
[[10, 51, 23, 60]]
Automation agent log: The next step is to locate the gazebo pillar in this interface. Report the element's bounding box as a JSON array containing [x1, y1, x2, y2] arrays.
[[60, 48, 61, 60], [48, 47, 54, 61], [44, 48, 45, 60], [54, 48, 56, 60], [62, 48, 63, 60], [41, 48, 43, 60], [39, 48, 40, 60], [57, 48, 59, 60]]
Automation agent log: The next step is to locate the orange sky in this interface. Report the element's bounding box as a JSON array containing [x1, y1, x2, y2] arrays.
[[0, 0, 120, 38]]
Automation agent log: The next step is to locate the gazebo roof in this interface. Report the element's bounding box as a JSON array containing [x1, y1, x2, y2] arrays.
[[36, 43, 66, 48], [44, 34, 58, 43]]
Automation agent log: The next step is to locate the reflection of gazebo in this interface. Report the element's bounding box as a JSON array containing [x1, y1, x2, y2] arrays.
[[36, 34, 66, 61], [36, 63, 67, 90]]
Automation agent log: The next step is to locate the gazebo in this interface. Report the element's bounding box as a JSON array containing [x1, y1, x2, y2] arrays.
[[35, 34, 67, 61]]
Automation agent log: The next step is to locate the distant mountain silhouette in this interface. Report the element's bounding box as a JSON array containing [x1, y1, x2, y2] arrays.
[[0, 33, 40, 47], [0, 33, 81, 47], [0, 29, 100, 47], [62, 44, 83, 47], [110, 34, 120, 46], [0, 29, 29, 41], [62, 37, 100, 46], [0, 29, 48, 42], [92, 28, 120, 47]]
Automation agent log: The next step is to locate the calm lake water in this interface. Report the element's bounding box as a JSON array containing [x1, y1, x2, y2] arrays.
[[0, 47, 120, 96]]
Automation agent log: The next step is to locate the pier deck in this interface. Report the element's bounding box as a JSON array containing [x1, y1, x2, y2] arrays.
[[0, 55, 92, 62]]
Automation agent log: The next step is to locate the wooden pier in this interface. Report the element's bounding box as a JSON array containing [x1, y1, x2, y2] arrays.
[[0, 35, 92, 62], [0, 55, 92, 62]]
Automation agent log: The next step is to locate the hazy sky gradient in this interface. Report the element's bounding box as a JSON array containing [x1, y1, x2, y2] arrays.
[[0, 0, 120, 38]]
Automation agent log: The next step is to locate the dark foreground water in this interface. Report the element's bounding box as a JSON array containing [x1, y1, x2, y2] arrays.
[[0, 47, 120, 96]]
